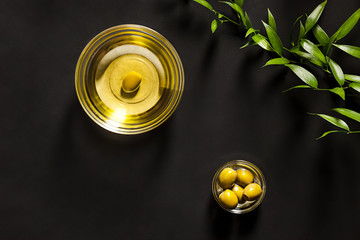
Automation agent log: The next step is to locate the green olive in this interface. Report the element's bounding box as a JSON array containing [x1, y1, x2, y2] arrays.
[[236, 168, 254, 187], [122, 71, 141, 93], [232, 184, 244, 202], [218, 167, 237, 189], [243, 183, 262, 201], [219, 189, 238, 209]]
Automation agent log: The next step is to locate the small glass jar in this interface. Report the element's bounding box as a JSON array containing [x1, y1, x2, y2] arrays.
[[212, 160, 266, 214]]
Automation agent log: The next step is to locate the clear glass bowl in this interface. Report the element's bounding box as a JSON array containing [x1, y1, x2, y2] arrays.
[[75, 24, 184, 134], [212, 160, 266, 214]]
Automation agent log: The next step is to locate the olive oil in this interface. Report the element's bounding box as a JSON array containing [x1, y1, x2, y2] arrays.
[[76, 25, 184, 134], [91, 44, 168, 124]]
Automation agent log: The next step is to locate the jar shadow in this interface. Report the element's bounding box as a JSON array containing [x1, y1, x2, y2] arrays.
[[207, 193, 259, 239]]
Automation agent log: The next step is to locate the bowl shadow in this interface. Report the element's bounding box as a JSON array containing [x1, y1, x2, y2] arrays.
[[207, 193, 260, 239]]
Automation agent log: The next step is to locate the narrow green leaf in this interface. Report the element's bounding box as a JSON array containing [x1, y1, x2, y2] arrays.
[[311, 113, 350, 131], [333, 108, 360, 123], [298, 21, 306, 42], [349, 82, 360, 93], [329, 87, 345, 100], [263, 57, 290, 67], [327, 57, 345, 86], [268, 9, 277, 32], [289, 47, 324, 67], [294, 15, 304, 25], [234, 0, 244, 8], [290, 15, 303, 46], [283, 85, 312, 93], [220, 1, 246, 26], [288, 45, 300, 53], [262, 21, 283, 56], [216, 13, 224, 19], [245, 28, 258, 38], [305, 0, 327, 33], [323, 33, 338, 55], [285, 64, 318, 88], [312, 24, 329, 45], [211, 19, 218, 33], [316, 130, 347, 139], [252, 34, 273, 51], [345, 74, 360, 82], [240, 41, 255, 49], [193, 0, 213, 11], [244, 11, 252, 29], [334, 8, 360, 41], [301, 39, 327, 63], [333, 44, 360, 58]]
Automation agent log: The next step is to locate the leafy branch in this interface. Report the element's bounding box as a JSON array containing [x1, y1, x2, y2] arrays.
[[193, 0, 360, 139]]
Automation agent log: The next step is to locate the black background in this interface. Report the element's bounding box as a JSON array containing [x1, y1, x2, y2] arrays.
[[1, 0, 360, 239]]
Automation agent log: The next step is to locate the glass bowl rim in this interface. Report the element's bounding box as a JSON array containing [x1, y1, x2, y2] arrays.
[[75, 24, 185, 135]]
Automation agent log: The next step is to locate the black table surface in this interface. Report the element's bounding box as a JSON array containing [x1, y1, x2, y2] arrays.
[[1, 0, 360, 239]]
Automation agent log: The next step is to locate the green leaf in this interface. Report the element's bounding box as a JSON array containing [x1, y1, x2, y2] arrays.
[[289, 46, 324, 67], [290, 15, 303, 46], [240, 41, 255, 49], [334, 8, 360, 41], [193, 0, 213, 11], [316, 130, 347, 139], [305, 0, 327, 33], [332, 108, 360, 123], [283, 85, 312, 93], [220, 1, 246, 26], [244, 11, 252, 29], [323, 33, 337, 55], [327, 57, 345, 86], [262, 21, 283, 56], [312, 24, 329, 45], [329, 87, 345, 100], [268, 9, 277, 32], [285, 64, 318, 88], [333, 44, 360, 58], [252, 34, 273, 51], [349, 82, 360, 93], [263, 57, 290, 67], [300, 39, 327, 63], [311, 113, 350, 131], [234, 0, 244, 8], [216, 13, 224, 19], [211, 19, 218, 33], [294, 15, 304, 25], [298, 21, 306, 43], [245, 28, 258, 37], [345, 74, 360, 82]]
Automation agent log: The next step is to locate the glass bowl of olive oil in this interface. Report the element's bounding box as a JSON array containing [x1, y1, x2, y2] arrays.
[[212, 160, 266, 214], [75, 24, 184, 134]]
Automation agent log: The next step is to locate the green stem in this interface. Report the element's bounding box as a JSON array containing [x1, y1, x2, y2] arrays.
[[315, 86, 348, 91], [323, 68, 331, 74], [348, 131, 360, 134], [213, 10, 241, 26]]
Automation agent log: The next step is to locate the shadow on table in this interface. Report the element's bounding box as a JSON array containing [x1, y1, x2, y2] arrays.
[[207, 193, 259, 239], [46, 97, 172, 208], [52, 98, 174, 181], [57, 96, 172, 148], [152, 0, 219, 37]]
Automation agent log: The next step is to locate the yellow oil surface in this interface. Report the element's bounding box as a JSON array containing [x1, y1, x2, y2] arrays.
[[95, 46, 163, 122]]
